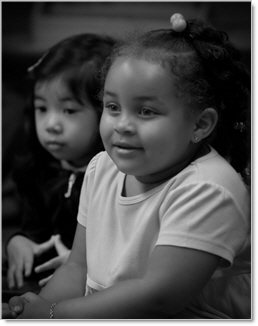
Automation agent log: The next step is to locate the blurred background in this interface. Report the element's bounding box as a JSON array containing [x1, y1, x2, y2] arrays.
[[2, 1, 251, 244]]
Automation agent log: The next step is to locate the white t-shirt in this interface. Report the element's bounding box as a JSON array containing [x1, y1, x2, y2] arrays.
[[77, 147, 250, 318]]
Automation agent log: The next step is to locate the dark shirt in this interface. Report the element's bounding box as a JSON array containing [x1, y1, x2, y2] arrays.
[[2, 159, 85, 291], [12, 160, 85, 250]]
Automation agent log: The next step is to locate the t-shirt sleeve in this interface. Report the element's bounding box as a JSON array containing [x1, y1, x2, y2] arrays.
[[157, 182, 249, 267], [77, 152, 102, 227]]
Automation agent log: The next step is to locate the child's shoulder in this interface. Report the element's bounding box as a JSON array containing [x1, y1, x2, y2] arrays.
[[84, 151, 121, 194], [194, 147, 241, 179], [87, 151, 117, 176], [185, 146, 248, 196]]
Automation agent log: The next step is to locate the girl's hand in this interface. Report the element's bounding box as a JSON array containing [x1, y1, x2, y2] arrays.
[[2, 302, 18, 319], [35, 235, 71, 287], [7, 235, 35, 289], [16, 292, 52, 319], [7, 235, 56, 289], [2, 295, 28, 319], [35, 252, 71, 287], [52, 234, 70, 256]]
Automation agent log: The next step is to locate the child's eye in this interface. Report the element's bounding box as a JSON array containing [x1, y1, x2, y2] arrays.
[[105, 104, 121, 114], [35, 106, 47, 113], [64, 108, 77, 115], [139, 107, 156, 116]]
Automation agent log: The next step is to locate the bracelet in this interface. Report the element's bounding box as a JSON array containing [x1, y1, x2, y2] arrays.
[[50, 303, 57, 319]]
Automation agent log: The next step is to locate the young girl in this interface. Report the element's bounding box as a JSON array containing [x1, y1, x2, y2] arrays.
[[3, 33, 115, 294], [3, 13, 251, 319]]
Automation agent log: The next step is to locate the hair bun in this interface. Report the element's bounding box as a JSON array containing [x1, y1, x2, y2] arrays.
[[170, 13, 187, 32]]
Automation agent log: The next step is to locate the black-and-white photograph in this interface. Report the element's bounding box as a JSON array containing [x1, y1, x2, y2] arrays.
[[2, 1, 251, 320]]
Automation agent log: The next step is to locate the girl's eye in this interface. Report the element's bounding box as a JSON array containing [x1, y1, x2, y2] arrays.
[[106, 104, 121, 114], [35, 106, 47, 113], [64, 108, 76, 115], [139, 107, 156, 116]]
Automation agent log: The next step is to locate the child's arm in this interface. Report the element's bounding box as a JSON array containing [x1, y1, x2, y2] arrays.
[[38, 223, 87, 302], [6, 223, 86, 318], [18, 244, 220, 319]]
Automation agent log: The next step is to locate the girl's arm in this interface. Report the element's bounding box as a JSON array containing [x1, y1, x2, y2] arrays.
[[19, 244, 220, 319], [6, 223, 86, 318], [55, 246, 219, 318], [38, 223, 87, 302]]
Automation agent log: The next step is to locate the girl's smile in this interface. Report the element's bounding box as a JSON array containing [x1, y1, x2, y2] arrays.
[[113, 141, 143, 155], [100, 57, 199, 184]]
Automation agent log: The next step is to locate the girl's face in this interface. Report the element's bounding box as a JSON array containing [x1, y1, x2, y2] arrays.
[[100, 57, 198, 183], [34, 77, 99, 167]]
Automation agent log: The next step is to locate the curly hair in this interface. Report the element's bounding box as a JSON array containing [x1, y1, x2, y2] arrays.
[[100, 19, 251, 184]]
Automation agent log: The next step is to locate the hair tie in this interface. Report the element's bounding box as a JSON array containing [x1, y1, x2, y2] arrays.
[[27, 51, 49, 72], [170, 13, 187, 32]]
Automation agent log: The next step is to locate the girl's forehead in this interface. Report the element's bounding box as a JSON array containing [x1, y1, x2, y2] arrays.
[[35, 75, 66, 89], [35, 76, 72, 95], [104, 56, 187, 111], [106, 56, 175, 91], [108, 56, 169, 79], [111, 55, 157, 67], [34, 78, 76, 103]]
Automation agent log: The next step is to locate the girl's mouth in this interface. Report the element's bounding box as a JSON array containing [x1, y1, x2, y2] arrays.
[[46, 141, 64, 151], [113, 141, 140, 149], [113, 142, 142, 154]]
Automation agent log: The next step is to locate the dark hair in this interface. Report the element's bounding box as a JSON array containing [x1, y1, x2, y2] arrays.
[[15, 33, 116, 181], [101, 19, 251, 184]]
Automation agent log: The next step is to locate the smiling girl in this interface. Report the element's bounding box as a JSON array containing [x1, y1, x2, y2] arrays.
[[4, 14, 250, 319]]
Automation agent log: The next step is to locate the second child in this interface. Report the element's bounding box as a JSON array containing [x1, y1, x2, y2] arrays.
[[4, 33, 115, 292]]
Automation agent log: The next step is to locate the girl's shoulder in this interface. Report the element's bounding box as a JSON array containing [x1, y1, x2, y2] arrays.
[[192, 146, 247, 188], [174, 147, 250, 210], [86, 151, 117, 178]]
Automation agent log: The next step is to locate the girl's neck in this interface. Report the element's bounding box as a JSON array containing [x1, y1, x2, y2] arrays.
[[123, 144, 210, 197]]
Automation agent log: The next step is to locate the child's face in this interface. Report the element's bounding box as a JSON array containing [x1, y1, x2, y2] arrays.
[[34, 77, 99, 167], [100, 57, 197, 183]]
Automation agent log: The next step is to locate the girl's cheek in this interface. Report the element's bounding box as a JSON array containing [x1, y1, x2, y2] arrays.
[[100, 115, 110, 135], [99, 119, 107, 141]]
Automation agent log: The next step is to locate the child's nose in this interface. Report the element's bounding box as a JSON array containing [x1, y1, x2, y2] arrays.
[[114, 113, 135, 134], [46, 114, 62, 133]]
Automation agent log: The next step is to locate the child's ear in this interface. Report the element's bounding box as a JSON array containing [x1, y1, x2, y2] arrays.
[[192, 108, 218, 143]]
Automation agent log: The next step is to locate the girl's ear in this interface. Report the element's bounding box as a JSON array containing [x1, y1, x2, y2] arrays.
[[192, 108, 218, 143]]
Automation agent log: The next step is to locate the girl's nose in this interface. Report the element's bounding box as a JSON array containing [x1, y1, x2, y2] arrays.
[[46, 114, 62, 134], [114, 113, 135, 134]]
